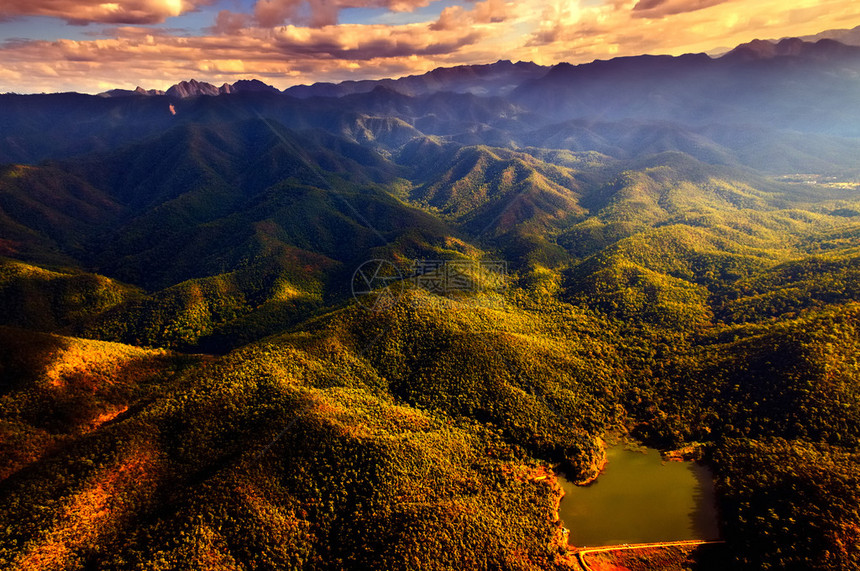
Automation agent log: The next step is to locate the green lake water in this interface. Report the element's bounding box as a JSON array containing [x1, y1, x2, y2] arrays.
[[558, 445, 720, 547]]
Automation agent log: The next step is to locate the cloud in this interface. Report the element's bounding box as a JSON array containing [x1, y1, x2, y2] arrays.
[[0, 20, 488, 93], [430, 6, 464, 31], [0, 0, 212, 25], [211, 9, 252, 34], [212, 0, 511, 35], [431, 0, 512, 32], [516, 0, 860, 68], [251, 0, 432, 28], [273, 23, 484, 59], [632, 0, 731, 19], [526, 1, 608, 47]]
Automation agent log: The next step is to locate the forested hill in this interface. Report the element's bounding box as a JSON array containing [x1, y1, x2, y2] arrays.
[[1, 37, 859, 570]]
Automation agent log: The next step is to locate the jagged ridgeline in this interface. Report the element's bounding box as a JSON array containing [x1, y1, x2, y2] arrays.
[[2, 38, 860, 570]]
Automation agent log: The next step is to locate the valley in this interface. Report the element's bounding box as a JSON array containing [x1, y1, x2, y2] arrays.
[[0, 36, 859, 570]]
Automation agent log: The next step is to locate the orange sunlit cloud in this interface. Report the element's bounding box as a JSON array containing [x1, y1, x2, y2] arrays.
[[252, 0, 434, 28], [0, 0, 211, 25], [521, 0, 860, 62], [631, 0, 731, 19], [0, 20, 487, 92], [0, 0, 859, 93]]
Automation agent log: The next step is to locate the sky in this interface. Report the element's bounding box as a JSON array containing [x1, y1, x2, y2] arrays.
[[0, 0, 858, 93]]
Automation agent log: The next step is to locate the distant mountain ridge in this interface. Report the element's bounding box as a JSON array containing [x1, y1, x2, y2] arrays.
[[283, 59, 548, 98], [99, 60, 549, 99], [795, 24, 860, 46], [98, 86, 165, 97], [96, 37, 860, 102], [99, 78, 281, 98], [723, 36, 860, 61]]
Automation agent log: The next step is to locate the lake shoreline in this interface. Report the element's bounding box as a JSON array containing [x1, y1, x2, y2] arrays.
[[572, 436, 609, 486], [557, 441, 720, 547]]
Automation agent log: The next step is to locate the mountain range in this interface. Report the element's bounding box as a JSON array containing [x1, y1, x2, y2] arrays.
[[2, 36, 859, 172], [1, 34, 860, 570], [93, 36, 860, 101]]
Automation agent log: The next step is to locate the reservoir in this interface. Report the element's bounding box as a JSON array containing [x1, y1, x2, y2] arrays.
[[558, 444, 720, 547]]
